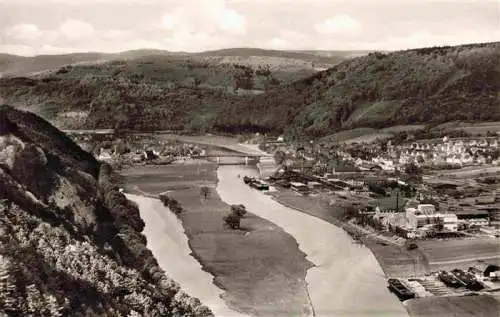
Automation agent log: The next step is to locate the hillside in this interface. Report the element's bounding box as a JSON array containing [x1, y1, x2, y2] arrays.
[[0, 105, 212, 316], [216, 42, 500, 137], [0, 53, 110, 77], [0, 42, 499, 137], [0, 48, 348, 78], [0, 48, 351, 131]]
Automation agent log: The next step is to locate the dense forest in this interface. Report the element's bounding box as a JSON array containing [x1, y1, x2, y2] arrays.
[[218, 42, 500, 137], [0, 105, 212, 316], [0, 42, 498, 138]]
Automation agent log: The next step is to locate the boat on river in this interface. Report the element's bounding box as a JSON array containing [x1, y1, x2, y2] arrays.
[[243, 175, 255, 184], [387, 278, 415, 301], [438, 270, 464, 288], [243, 175, 269, 190], [451, 269, 484, 291], [250, 179, 269, 190]]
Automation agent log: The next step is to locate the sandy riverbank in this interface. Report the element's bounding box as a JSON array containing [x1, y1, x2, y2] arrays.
[[122, 162, 313, 316], [124, 194, 247, 317]]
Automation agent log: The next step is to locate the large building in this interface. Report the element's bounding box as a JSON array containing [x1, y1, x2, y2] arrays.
[[405, 205, 458, 232]]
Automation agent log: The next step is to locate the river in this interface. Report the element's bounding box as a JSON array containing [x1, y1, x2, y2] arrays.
[[125, 194, 249, 317], [217, 166, 408, 317]]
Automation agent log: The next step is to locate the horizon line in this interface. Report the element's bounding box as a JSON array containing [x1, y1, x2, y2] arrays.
[[0, 40, 498, 58]]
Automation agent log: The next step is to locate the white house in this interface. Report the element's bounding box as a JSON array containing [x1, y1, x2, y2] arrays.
[[97, 148, 113, 162], [417, 204, 436, 214]]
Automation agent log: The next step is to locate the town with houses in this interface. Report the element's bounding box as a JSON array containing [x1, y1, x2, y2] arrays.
[[68, 128, 500, 304]]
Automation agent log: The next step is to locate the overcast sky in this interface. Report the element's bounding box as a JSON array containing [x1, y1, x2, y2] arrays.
[[0, 0, 498, 56]]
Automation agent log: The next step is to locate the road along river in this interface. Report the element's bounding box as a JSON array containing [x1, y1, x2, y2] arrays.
[[217, 166, 408, 317], [125, 194, 250, 317]]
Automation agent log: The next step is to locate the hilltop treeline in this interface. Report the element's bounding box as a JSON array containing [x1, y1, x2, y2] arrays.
[[0, 105, 212, 316], [0, 42, 499, 138], [217, 42, 500, 137]]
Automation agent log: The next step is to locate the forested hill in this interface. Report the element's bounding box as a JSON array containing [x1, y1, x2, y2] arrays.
[[0, 105, 212, 316], [0, 42, 499, 137], [217, 42, 500, 136], [0, 50, 346, 131]]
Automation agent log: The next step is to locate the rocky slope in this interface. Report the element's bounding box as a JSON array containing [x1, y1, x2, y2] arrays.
[[0, 105, 212, 316]]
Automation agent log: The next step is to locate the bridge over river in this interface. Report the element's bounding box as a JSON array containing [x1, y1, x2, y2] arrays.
[[201, 145, 271, 166], [63, 129, 273, 166]]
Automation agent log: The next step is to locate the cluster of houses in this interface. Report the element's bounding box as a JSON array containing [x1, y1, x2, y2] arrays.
[[262, 135, 499, 178], [96, 142, 205, 163], [366, 137, 499, 171]]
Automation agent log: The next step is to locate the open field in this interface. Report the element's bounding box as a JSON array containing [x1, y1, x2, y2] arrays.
[[320, 124, 425, 145], [405, 295, 500, 317], [344, 132, 393, 144], [320, 128, 377, 144], [434, 121, 500, 136], [120, 161, 214, 194], [155, 133, 239, 145], [434, 166, 500, 178], [417, 238, 500, 267], [379, 125, 426, 134], [121, 162, 313, 316]]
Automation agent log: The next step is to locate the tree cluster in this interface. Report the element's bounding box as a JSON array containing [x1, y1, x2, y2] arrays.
[[159, 194, 184, 214], [223, 204, 247, 230]]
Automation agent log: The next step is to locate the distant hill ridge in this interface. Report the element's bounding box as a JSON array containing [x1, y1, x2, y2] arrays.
[[0, 48, 353, 77], [215, 42, 500, 136], [0, 42, 498, 137], [0, 105, 212, 316]]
